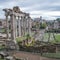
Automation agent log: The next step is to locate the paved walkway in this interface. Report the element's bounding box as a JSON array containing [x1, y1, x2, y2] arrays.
[[13, 51, 60, 60]]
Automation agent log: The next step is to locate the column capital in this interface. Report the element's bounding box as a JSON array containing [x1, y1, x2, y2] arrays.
[[5, 13, 9, 17]]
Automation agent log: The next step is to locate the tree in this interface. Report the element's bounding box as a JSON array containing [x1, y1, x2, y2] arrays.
[[56, 18, 60, 22], [40, 22, 47, 29]]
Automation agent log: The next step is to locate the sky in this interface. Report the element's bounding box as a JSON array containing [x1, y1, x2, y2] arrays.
[[0, 0, 60, 20]]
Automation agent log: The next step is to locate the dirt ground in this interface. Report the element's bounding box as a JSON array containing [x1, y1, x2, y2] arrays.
[[13, 51, 60, 60]]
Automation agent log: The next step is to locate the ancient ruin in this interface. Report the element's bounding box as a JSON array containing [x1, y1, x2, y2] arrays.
[[3, 6, 32, 43]]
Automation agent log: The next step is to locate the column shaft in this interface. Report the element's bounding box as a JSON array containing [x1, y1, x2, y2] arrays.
[[15, 17, 18, 37], [18, 17, 21, 37], [10, 15, 16, 43], [21, 16, 24, 36], [6, 15, 9, 39]]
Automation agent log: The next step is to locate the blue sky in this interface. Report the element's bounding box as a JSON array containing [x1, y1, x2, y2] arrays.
[[0, 0, 60, 20]]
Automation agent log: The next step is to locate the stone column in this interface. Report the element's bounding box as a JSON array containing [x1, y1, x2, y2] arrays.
[[6, 15, 9, 39], [23, 16, 25, 36], [24, 16, 27, 35], [15, 17, 18, 37], [21, 16, 24, 36], [20, 16, 22, 36], [18, 16, 21, 37], [28, 17, 32, 36], [27, 16, 32, 36], [26, 17, 29, 33], [10, 14, 16, 43], [26, 17, 28, 33]]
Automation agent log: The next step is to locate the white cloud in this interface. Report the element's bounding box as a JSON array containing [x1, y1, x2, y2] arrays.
[[44, 11, 60, 16], [29, 10, 60, 20], [0, 0, 60, 20]]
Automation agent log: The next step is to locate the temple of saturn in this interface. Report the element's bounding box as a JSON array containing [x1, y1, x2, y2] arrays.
[[3, 6, 32, 43]]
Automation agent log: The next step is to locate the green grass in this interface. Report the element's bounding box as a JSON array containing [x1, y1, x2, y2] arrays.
[[44, 33, 49, 40], [0, 29, 5, 33], [16, 33, 32, 42], [16, 36, 27, 42], [42, 53, 60, 59], [16, 34, 35, 46], [0, 45, 5, 51], [0, 59, 4, 60], [0, 28, 11, 33], [55, 34, 60, 42], [44, 33, 60, 43], [0, 58, 4, 60], [50, 34, 60, 43]]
